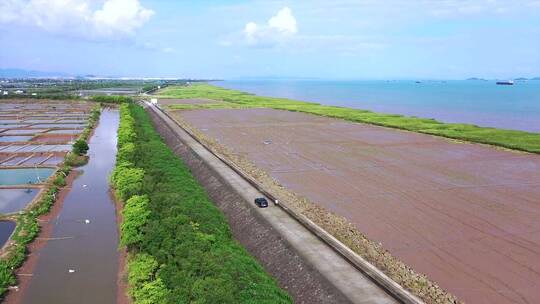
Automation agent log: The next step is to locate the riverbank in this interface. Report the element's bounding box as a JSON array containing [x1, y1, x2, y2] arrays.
[[157, 84, 540, 153], [111, 103, 291, 303], [17, 109, 120, 303]]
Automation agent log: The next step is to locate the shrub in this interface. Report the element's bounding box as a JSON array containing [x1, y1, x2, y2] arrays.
[[91, 95, 132, 104], [53, 175, 66, 187], [112, 166, 144, 201], [64, 152, 87, 167], [113, 104, 291, 303], [121, 195, 151, 247], [72, 139, 89, 155]]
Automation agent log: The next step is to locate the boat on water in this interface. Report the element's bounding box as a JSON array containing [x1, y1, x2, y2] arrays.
[[496, 80, 514, 85]]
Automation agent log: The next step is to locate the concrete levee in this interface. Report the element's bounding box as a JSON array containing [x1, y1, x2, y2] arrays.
[[144, 103, 399, 304]]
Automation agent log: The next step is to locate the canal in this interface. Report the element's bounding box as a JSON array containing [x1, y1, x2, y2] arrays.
[[21, 109, 120, 304]]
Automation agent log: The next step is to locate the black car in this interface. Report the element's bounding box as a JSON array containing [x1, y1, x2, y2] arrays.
[[254, 197, 269, 208]]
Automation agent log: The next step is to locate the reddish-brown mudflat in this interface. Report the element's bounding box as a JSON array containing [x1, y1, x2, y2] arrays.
[[31, 134, 73, 144], [177, 108, 540, 304]]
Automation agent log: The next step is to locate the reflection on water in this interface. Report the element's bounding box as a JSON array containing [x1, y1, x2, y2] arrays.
[[0, 221, 16, 247], [0, 188, 39, 214], [23, 109, 120, 304], [0, 168, 55, 185]]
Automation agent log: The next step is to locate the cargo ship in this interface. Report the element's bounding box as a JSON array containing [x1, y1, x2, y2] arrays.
[[496, 80, 514, 85]]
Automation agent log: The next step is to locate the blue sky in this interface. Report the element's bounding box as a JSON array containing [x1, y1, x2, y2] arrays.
[[1, 0, 539, 79]]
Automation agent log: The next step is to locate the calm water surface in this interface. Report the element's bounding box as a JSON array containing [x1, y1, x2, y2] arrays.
[[23, 109, 120, 304], [219, 80, 540, 132], [0, 221, 16, 247], [0, 188, 38, 214]]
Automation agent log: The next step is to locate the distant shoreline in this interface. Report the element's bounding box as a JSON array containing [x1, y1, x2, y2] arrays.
[[216, 79, 540, 133], [157, 83, 540, 154]]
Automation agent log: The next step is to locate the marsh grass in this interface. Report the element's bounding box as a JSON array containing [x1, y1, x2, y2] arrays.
[[159, 84, 540, 153]]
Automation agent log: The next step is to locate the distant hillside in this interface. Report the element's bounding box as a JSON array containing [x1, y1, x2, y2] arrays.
[[466, 77, 487, 81], [0, 68, 70, 78], [532, 77, 540, 81]]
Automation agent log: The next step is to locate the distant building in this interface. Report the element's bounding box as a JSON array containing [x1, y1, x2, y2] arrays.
[[151, 98, 158, 105], [31, 93, 37, 96], [2, 91, 8, 95], [14, 90, 25, 94]]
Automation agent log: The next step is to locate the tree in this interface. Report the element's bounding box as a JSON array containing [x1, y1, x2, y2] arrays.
[[72, 139, 89, 155]]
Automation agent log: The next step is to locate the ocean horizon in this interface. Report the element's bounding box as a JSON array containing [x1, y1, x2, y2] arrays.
[[217, 79, 540, 133]]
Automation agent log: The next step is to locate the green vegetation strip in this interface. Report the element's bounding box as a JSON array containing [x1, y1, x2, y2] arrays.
[[112, 103, 291, 303], [160, 84, 540, 153], [0, 105, 100, 296], [91, 95, 133, 104]]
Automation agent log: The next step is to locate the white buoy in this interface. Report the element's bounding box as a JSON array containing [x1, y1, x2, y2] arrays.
[[68, 269, 75, 273], [84, 219, 90, 224]]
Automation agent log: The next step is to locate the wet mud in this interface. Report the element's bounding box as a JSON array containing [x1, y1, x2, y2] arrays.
[[178, 108, 540, 304]]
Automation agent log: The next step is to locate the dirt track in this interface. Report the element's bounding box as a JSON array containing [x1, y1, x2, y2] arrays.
[[176, 107, 540, 304]]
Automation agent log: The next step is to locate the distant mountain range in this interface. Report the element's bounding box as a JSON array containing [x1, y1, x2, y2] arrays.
[[0, 68, 72, 78], [466, 77, 488, 81]]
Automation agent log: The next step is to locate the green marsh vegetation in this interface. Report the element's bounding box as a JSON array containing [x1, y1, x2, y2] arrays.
[[91, 95, 133, 104], [159, 84, 540, 153], [72, 139, 89, 155], [111, 103, 291, 303]]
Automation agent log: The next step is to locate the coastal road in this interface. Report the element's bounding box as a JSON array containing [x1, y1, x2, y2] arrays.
[[146, 102, 405, 304]]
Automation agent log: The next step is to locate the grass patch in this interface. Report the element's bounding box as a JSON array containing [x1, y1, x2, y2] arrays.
[[91, 95, 133, 104], [158, 84, 540, 153], [112, 103, 291, 304]]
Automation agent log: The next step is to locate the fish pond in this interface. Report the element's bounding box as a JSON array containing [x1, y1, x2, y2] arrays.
[[0, 168, 55, 185], [0, 221, 16, 248], [0, 188, 39, 214]]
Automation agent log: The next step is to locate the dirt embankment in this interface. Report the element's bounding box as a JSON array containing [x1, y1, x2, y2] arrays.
[[146, 108, 353, 304]]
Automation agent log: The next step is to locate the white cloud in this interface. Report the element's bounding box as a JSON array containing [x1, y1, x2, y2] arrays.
[[242, 7, 298, 47], [0, 0, 154, 40]]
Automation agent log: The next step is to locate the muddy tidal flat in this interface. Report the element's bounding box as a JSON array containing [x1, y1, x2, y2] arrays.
[[176, 107, 540, 304]]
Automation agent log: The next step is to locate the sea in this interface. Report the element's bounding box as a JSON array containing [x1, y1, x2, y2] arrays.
[[217, 80, 540, 133]]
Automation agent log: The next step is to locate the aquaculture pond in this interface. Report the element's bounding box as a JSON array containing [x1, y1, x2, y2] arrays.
[[3, 129, 45, 135], [19, 155, 50, 166], [1, 156, 27, 166], [0, 168, 55, 185], [46, 129, 82, 135], [41, 156, 64, 166], [0, 188, 39, 214], [0, 136, 33, 142], [22, 109, 120, 304], [0, 221, 16, 248]]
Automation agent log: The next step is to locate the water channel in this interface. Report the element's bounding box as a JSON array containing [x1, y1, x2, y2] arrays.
[[22, 109, 120, 304]]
